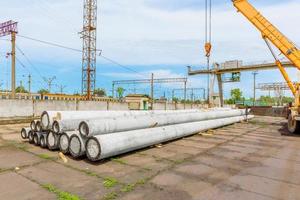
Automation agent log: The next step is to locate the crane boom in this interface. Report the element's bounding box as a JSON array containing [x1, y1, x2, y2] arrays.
[[232, 0, 300, 70], [232, 0, 300, 96]]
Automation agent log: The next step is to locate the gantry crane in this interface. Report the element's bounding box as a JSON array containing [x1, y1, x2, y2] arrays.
[[232, 0, 300, 133]]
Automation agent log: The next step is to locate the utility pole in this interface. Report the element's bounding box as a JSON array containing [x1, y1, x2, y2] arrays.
[[151, 73, 154, 110], [184, 80, 187, 109], [112, 83, 115, 98], [59, 85, 67, 94], [172, 90, 175, 100], [191, 88, 194, 101], [28, 74, 31, 95], [43, 76, 56, 93], [11, 31, 16, 99], [252, 71, 258, 106]]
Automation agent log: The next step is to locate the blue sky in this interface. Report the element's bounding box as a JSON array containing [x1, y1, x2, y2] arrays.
[[0, 0, 300, 99]]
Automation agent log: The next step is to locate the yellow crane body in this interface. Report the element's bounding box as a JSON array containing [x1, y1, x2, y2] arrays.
[[232, 0, 300, 133]]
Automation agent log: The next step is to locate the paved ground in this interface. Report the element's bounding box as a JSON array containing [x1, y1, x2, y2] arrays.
[[0, 116, 300, 200]]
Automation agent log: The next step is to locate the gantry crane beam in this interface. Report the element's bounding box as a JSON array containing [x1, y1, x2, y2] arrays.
[[257, 82, 297, 91], [188, 61, 294, 75]]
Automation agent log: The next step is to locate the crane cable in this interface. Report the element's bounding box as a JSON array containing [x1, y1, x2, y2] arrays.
[[205, 0, 212, 59], [205, 0, 212, 103]]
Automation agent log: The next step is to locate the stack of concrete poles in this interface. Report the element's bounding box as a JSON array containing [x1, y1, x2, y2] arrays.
[[20, 109, 253, 161]]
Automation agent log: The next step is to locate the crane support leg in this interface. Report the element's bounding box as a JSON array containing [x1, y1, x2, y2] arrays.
[[275, 60, 297, 96], [217, 74, 224, 107]]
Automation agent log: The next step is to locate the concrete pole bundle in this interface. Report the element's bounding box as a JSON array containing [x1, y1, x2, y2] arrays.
[[58, 131, 77, 154], [79, 109, 246, 137], [20, 108, 252, 162], [86, 115, 253, 161]]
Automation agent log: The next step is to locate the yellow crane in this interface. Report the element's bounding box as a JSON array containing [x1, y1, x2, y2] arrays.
[[231, 0, 300, 133]]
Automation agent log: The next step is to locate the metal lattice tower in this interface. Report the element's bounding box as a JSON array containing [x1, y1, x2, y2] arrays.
[[81, 0, 97, 100]]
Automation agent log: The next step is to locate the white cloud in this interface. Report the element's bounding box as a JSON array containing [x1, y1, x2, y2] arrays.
[[1, 0, 299, 96], [1, 0, 300, 66]]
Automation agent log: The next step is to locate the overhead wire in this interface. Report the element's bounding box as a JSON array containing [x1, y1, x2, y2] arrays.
[[17, 34, 149, 78], [15, 56, 48, 89]]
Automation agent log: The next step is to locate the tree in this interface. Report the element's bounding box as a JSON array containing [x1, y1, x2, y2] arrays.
[[230, 88, 243, 103], [94, 88, 106, 97], [16, 86, 28, 93], [116, 87, 125, 99], [38, 89, 49, 94], [172, 97, 179, 103]]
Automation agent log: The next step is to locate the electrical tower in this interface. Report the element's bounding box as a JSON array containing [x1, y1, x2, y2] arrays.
[[0, 20, 18, 99], [81, 0, 97, 100]]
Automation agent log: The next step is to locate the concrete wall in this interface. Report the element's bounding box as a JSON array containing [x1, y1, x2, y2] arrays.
[[153, 103, 166, 110], [249, 106, 287, 118], [108, 102, 129, 111], [166, 103, 176, 110], [33, 100, 77, 116], [77, 101, 108, 111], [0, 99, 203, 118], [0, 100, 33, 118]]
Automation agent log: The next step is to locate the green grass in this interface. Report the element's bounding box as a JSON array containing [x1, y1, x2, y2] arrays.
[[43, 184, 82, 200], [38, 154, 54, 160], [121, 183, 135, 192], [120, 179, 146, 193], [111, 158, 127, 165], [102, 192, 118, 200], [103, 177, 118, 188], [84, 170, 98, 177]]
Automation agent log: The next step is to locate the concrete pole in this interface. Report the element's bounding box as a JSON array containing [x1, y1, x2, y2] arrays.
[[86, 115, 253, 161], [69, 132, 87, 158], [151, 73, 154, 110], [184, 80, 187, 109], [21, 127, 31, 139], [253, 71, 258, 106], [11, 32, 16, 99], [58, 131, 76, 154], [28, 130, 34, 143], [51, 110, 203, 133], [28, 74, 31, 95], [47, 131, 59, 150], [79, 109, 247, 137], [217, 74, 224, 107]]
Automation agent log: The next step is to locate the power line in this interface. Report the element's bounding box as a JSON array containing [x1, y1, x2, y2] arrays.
[[16, 45, 44, 78], [17, 34, 148, 77], [18, 35, 82, 52], [99, 55, 147, 77], [15, 56, 48, 89]]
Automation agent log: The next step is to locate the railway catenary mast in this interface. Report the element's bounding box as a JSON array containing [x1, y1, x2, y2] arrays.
[[81, 0, 97, 100]]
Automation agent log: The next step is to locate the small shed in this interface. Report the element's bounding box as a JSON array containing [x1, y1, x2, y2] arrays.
[[125, 94, 150, 110]]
